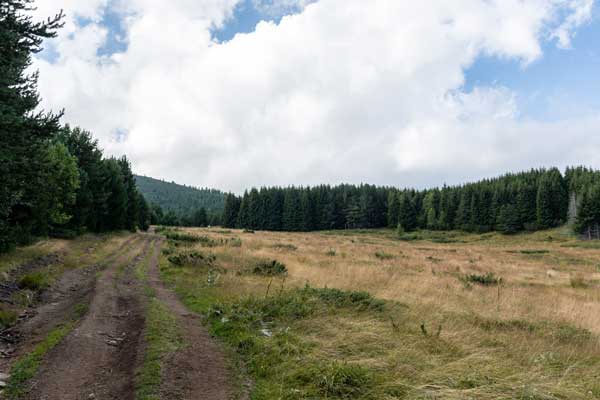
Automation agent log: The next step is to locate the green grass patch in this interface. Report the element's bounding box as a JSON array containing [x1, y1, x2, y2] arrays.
[[6, 323, 74, 399], [17, 272, 49, 291], [136, 298, 183, 400], [0, 308, 18, 329], [508, 249, 550, 255], [561, 241, 600, 250]]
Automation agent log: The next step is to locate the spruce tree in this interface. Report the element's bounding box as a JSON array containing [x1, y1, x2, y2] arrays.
[[398, 193, 417, 232], [496, 204, 520, 235], [0, 1, 64, 250]]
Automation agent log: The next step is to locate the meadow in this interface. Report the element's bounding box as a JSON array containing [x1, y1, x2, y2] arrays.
[[160, 227, 600, 399]]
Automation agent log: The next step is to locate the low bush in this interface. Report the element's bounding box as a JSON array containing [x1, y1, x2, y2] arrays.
[[252, 260, 288, 276], [374, 251, 394, 260], [168, 251, 216, 268], [461, 272, 501, 286], [398, 233, 423, 242], [165, 232, 202, 242], [518, 249, 550, 255], [18, 272, 49, 291], [570, 274, 589, 288], [271, 243, 297, 251], [0, 308, 18, 329]]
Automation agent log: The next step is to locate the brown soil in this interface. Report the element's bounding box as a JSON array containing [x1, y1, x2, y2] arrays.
[[0, 233, 245, 399], [146, 237, 245, 400], [22, 236, 152, 400], [0, 235, 141, 369]]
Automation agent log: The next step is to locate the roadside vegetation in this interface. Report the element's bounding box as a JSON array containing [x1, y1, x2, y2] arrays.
[[159, 227, 600, 399], [135, 242, 184, 400]]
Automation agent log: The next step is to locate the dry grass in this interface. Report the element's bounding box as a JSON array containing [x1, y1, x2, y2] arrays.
[[165, 227, 600, 399], [182, 227, 600, 336]]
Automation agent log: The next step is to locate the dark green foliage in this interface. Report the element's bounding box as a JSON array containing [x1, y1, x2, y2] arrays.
[[574, 182, 600, 235], [167, 250, 216, 268], [0, 0, 63, 251], [135, 175, 224, 225], [252, 260, 288, 276], [18, 272, 49, 291], [536, 168, 568, 229], [0, 3, 147, 252], [398, 192, 418, 232], [461, 272, 501, 286], [0, 308, 18, 329], [496, 204, 521, 234]]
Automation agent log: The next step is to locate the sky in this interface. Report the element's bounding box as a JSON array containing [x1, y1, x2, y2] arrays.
[[30, 0, 600, 193]]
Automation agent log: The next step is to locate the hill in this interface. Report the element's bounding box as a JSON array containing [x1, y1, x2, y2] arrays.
[[134, 175, 226, 217]]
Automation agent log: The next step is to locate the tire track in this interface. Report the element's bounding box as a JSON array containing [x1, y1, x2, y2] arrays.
[[23, 235, 153, 400], [145, 237, 244, 400]]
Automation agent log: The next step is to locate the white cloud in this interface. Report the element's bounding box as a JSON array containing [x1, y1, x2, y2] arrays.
[[32, 0, 598, 192]]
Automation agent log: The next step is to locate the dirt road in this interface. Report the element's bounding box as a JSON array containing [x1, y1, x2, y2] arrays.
[[1, 233, 241, 400]]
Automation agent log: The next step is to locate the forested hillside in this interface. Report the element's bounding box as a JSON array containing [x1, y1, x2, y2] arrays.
[[135, 175, 225, 224], [222, 167, 600, 235], [0, 1, 149, 253]]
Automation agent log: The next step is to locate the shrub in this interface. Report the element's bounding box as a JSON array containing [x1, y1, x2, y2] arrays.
[[271, 243, 297, 251], [398, 233, 423, 242], [161, 246, 175, 256], [374, 251, 394, 260], [0, 308, 18, 329], [18, 272, 49, 291], [519, 249, 550, 255], [165, 232, 201, 242], [252, 260, 288, 276], [461, 272, 501, 286], [168, 251, 216, 268], [570, 274, 589, 288]]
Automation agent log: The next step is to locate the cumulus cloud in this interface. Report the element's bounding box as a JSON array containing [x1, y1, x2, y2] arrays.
[[32, 0, 598, 192]]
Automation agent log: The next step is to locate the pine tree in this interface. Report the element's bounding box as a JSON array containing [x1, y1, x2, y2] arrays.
[[222, 193, 241, 228], [137, 193, 150, 231], [398, 193, 417, 232], [387, 191, 399, 228], [102, 158, 128, 231], [496, 203, 520, 235], [0, 1, 64, 250]]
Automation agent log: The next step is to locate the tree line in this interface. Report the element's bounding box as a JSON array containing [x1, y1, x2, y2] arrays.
[[222, 167, 600, 235], [147, 203, 221, 228], [0, 0, 149, 253]]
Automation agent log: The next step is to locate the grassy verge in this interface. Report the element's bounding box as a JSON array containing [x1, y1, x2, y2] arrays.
[[136, 298, 182, 400], [5, 322, 74, 399], [135, 241, 183, 400]]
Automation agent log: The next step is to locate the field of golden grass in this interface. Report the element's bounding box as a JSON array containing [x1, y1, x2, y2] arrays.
[[162, 227, 600, 399]]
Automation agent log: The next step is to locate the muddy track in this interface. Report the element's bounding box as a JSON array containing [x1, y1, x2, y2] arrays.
[[23, 235, 153, 400], [0, 235, 143, 371], [146, 237, 244, 400]]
